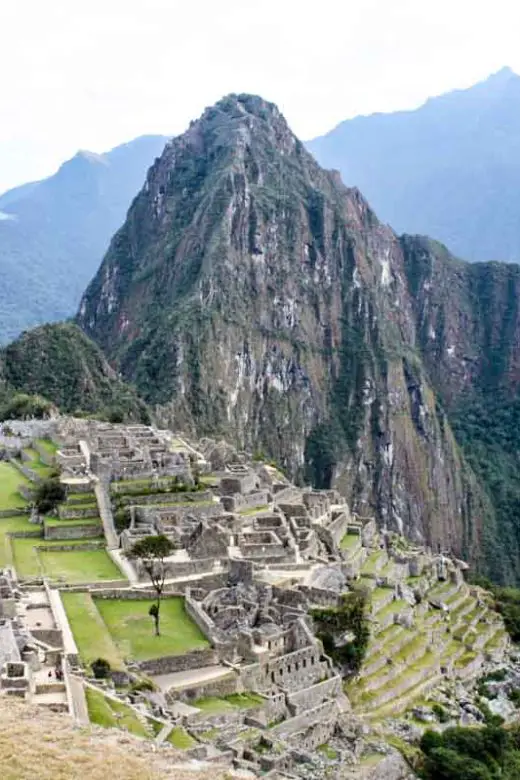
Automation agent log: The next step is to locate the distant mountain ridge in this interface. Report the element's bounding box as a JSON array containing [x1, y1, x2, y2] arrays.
[[307, 67, 520, 264], [0, 134, 169, 343]]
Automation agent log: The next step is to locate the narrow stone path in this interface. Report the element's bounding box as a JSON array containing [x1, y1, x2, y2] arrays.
[[94, 479, 118, 549], [69, 675, 89, 725]]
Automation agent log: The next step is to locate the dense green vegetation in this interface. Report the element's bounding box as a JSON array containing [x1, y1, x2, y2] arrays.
[[310, 588, 370, 675], [0, 323, 150, 423], [419, 725, 520, 780], [470, 575, 520, 642], [451, 391, 520, 584]]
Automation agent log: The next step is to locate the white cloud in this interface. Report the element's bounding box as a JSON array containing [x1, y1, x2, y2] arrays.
[[1, 0, 520, 191]]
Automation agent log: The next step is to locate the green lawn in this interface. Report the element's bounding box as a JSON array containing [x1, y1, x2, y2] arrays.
[[168, 726, 197, 749], [36, 438, 58, 455], [22, 449, 54, 478], [239, 505, 270, 516], [44, 516, 101, 527], [0, 514, 35, 567], [340, 532, 361, 551], [85, 686, 149, 737], [193, 693, 264, 713], [0, 462, 29, 510], [94, 597, 210, 661], [11, 538, 120, 582], [62, 591, 125, 669]]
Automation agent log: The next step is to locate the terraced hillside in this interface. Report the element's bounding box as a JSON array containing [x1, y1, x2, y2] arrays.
[[338, 526, 508, 723]]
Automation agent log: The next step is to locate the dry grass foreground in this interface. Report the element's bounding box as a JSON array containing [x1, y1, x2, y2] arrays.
[[0, 698, 250, 780]]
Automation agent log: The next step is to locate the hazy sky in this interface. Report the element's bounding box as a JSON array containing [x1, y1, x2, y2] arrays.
[[2, 0, 520, 192]]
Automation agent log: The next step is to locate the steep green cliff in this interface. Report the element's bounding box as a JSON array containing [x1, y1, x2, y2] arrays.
[[0, 323, 148, 423], [77, 94, 511, 579]]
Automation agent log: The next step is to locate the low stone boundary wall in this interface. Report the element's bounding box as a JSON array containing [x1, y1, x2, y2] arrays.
[[58, 506, 99, 520], [37, 542, 104, 552], [0, 508, 27, 518], [59, 580, 129, 593], [9, 457, 41, 484], [138, 647, 219, 675], [92, 588, 180, 600], [19, 484, 36, 502], [119, 490, 213, 506], [136, 556, 228, 582], [9, 530, 42, 539], [44, 522, 102, 541]]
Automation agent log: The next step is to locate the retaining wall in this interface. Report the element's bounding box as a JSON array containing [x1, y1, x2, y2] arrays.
[[138, 647, 219, 675]]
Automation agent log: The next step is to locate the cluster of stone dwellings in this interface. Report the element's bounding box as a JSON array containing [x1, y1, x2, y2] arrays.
[[0, 570, 70, 713], [1, 419, 509, 777], [55, 419, 196, 482]]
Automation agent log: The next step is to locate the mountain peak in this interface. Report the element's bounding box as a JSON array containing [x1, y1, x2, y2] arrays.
[[486, 65, 517, 83]]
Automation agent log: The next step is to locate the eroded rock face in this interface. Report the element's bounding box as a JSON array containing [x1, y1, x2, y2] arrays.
[[77, 94, 495, 573]]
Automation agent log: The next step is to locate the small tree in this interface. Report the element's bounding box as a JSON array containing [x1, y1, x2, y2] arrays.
[[34, 478, 66, 514], [125, 535, 174, 636]]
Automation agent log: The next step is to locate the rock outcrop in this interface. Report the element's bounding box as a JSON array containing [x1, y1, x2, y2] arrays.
[[76, 94, 511, 579]]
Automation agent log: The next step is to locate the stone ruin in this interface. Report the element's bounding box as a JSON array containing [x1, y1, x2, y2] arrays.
[[3, 418, 511, 779]]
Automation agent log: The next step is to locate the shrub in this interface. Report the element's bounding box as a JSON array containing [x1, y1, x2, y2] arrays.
[[91, 658, 111, 679], [34, 478, 66, 514], [432, 703, 450, 723]]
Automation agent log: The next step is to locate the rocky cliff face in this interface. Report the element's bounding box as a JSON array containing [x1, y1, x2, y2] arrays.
[[78, 94, 505, 575]]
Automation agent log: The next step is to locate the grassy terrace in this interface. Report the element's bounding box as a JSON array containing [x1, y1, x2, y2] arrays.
[[168, 727, 197, 749], [10, 538, 120, 582], [94, 596, 210, 660], [86, 687, 156, 738], [0, 462, 29, 510], [340, 532, 361, 551], [35, 438, 58, 455], [23, 448, 54, 478], [0, 514, 36, 567], [239, 505, 270, 516], [44, 517, 101, 527], [193, 693, 264, 714], [361, 550, 386, 576], [61, 592, 125, 670]]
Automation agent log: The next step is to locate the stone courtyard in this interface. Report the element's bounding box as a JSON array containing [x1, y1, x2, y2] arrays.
[[0, 417, 514, 779]]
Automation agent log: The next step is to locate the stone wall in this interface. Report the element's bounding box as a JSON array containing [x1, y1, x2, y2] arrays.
[[240, 644, 327, 694], [137, 647, 219, 675], [44, 522, 102, 540], [58, 505, 99, 520], [271, 700, 336, 738], [119, 490, 213, 506], [286, 675, 341, 715], [9, 458, 40, 484], [135, 556, 228, 582], [33, 441, 56, 467], [326, 512, 350, 546], [30, 628, 63, 647], [174, 672, 240, 701], [220, 474, 257, 496]]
